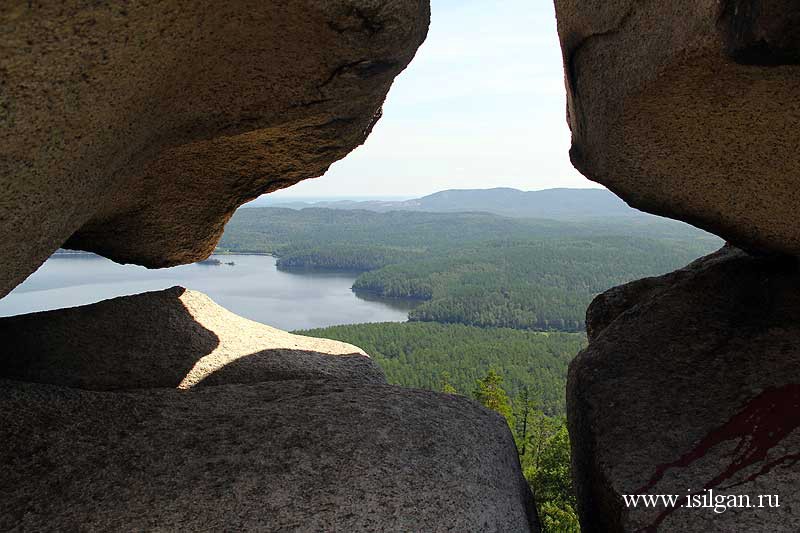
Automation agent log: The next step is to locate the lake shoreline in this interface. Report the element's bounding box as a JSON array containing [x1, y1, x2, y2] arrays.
[[53, 250, 277, 258], [1, 254, 412, 330]]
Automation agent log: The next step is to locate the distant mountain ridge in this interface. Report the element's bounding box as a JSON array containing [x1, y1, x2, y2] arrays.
[[248, 188, 644, 220]]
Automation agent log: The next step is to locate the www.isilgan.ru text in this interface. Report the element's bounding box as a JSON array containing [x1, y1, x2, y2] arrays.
[[623, 490, 780, 514]]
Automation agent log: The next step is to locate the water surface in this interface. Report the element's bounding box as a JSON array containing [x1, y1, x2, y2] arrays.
[[0, 254, 413, 330]]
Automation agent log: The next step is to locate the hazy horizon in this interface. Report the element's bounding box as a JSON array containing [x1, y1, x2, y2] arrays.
[[267, 0, 598, 200], [245, 186, 613, 206]]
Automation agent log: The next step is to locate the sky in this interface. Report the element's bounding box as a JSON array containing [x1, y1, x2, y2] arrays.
[[268, 0, 598, 199]]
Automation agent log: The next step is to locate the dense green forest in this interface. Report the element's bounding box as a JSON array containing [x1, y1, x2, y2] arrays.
[[299, 322, 585, 414], [300, 323, 582, 531], [220, 207, 721, 331], [352, 238, 704, 331]]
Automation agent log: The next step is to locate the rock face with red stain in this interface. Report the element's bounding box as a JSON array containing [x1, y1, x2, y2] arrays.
[[555, 1, 800, 529], [0, 1, 429, 298], [553, 0, 800, 256], [569, 246, 800, 532]]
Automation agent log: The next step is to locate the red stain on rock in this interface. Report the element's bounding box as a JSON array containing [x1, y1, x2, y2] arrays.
[[633, 384, 800, 532]]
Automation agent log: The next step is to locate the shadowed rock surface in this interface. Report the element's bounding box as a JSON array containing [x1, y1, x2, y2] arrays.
[[569, 246, 800, 531], [0, 0, 429, 298], [554, 0, 800, 256], [0, 286, 384, 390], [0, 379, 539, 532]]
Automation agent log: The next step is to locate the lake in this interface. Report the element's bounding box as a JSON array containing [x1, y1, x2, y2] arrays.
[[0, 254, 417, 331]]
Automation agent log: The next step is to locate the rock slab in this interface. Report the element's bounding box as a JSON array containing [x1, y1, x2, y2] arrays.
[[569, 246, 800, 531], [0, 286, 384, 390], [0, 379, 539, 532]]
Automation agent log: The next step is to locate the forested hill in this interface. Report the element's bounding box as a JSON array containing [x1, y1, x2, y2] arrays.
[[218, 207, 722, 331], [220, 206, 718, 253], [247, 187, 643, 220]]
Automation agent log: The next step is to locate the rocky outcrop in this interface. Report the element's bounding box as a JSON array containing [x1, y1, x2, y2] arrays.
[[0, 3, 545, 531], [0, 286, 384, 390], [568, 246, 800, 531], [0, 379, 539, 532], [0, 288, 539, 531], [0, 1, 429, 298], [554, 0, 800, 256]]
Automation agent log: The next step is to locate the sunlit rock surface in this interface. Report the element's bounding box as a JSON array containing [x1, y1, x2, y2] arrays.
[[0, 0, 429, 298], [568, 246, 800, 531], [554, 0, 800, 256], [0, 286, 383, 390]]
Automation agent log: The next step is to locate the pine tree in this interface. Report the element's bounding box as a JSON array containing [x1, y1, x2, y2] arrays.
[[513, 386, 537, 456], [473, 369, 514, 426], [439, 371, 458, 394]]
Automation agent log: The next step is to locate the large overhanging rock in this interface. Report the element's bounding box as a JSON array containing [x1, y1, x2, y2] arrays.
[[568, 246, 800, 531], [0, 1, 429, 298], [554, 0, 800, 256], [0, 379, 539, 532], [0, 286, 384, 390]]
